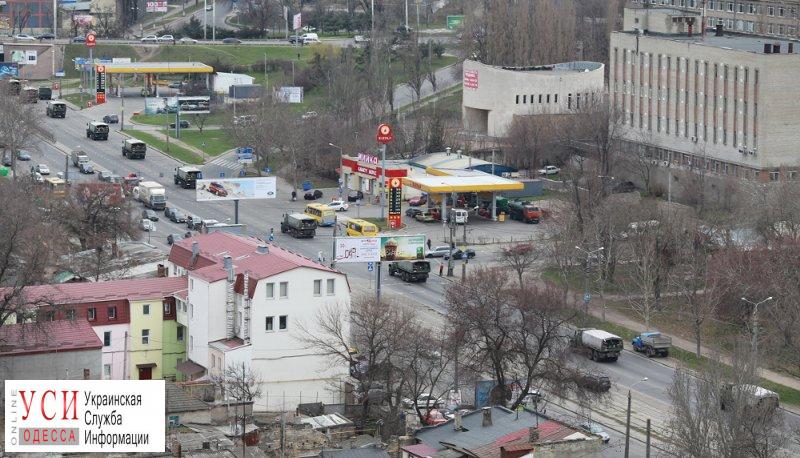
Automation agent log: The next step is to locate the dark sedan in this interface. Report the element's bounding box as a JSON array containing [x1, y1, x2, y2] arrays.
[[103, 114, 119, 124], [443, 249, 476, 260], [169, 210, 187, 223]]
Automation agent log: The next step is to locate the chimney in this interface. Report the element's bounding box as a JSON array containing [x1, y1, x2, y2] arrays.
[[454, 411, 462, 431], [223, 255, 234, 281], [764, 43, 773, 54], [789, 42, 795, 53], [190, 242, 200, 267], [157, 263, 168, 277], [715, 23, 723, 37], [773, 43, 781, 53], [481, 407, 492, 427], [256, 244, 269, 254], [529, 427, 540, 443]]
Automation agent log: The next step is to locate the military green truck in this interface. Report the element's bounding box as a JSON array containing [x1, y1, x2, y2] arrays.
[[86, 121, 109, 140], [388, 260, 430, 283], [280, 213, 317, 238], [122, 139, 147, 159], [174, 166, 203, 189]]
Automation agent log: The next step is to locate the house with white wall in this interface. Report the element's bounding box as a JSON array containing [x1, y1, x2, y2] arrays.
[[168, 232, 351, 411]]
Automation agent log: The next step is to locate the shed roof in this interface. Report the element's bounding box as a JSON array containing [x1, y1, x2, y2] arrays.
[[165, 382, 210, 414], [0, 320, 102, 356]]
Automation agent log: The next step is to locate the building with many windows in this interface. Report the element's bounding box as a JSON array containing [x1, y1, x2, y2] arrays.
[[629, 0, 800, 39], [168, 232, 351, 411], [611, 6, 800, 180]]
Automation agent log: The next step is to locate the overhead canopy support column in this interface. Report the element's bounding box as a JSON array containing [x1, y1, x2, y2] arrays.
[[491, 192, 497, 222]]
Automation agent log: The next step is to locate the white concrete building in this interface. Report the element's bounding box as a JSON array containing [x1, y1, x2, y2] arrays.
[[462, 59, 605, 138], [611, 7, 800, 180], [168, 232, 351, 411]]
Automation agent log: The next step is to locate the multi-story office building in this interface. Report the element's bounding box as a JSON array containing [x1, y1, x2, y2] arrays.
[[630, 0, 800, 39], [611, 6, 800, 180]]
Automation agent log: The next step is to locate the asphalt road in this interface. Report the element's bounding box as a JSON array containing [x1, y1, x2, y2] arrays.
[[19, 101, 800, 454]]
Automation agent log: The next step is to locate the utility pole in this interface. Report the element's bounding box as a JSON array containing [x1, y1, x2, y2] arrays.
[[404, 0, 408, 29], [370, 0, 374, 32], [625, 378, 648, 458], [203, 0, 207, 40], [379, 143, 386, 220], [645, 418, 651, 458], [376, 262, 381, 305], [331, 215, 337, 269], [212, 0, 216, 42]]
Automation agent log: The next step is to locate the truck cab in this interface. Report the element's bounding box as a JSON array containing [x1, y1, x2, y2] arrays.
[[509, 201, 542, 224], [86, 121, 109, 140], [122, 139, 147, 159], [388, 260, 430, 283], [46, 100, 66, 118], [70, 150, 89, 167], [174, 166, 203, 189]]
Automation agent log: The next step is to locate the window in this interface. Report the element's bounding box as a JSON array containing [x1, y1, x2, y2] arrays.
[[164, 303, 171, 314], [538, 94, 542, 103], [789, 171, 798, 180], [142, 304, 150, 315], [779, 6, 785, 17], [515, 95, 519, 104], [327, 279, 335, 295], [211, 355, 216, 368], [88, 308, 96, 321], [314, 279, 322, 296], [190, 336, 193, 351], [770, 171, 780, 181], [108, 306, 117, 319], [768, 5, 774, 16], [177, 326, 184, 341], [190, 279, 194, 290], [103, 364, 111, 378], [190, 304, 194, 318], [266, 282, 275, 298], [265, 316, 274, 331], [279, 282, 288, 298], [103, 331, 111, 346], [279, 315, 288, 330], [523, 95, 527, 103], [66, 309, 75, 319], [546, 94, 550, 103], [568, 93, 572, 109], [141, 329, 150, 345], [554, 94, 558, 103]]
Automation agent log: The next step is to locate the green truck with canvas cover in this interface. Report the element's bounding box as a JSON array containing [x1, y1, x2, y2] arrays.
[[280, 213, 317, 238], [388, 260, 430, 283]]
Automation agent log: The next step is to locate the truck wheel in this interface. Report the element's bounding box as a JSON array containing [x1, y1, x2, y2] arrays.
[[589, 350, 596, 361], [662, 350, 669, 357], [609, 356, 618, 362], [646, 346, 654, 357]]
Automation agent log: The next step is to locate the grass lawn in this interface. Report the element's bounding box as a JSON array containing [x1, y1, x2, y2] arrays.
[[160, 129, 234, 157], [125, 130, 202, 164], [132, 111, 229, 127], [63, 92, 94, 107]]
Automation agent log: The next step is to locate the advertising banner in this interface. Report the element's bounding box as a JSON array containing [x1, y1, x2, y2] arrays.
[[334, 235, 425, 263], [4, 380, 165, 452], [388, 177, 402, 229], [446, 15, 464, 30], [0, 62, 19, 77], [196, 177, 276, 201], [292, 12, 302, 31], [464, 70, 478, 89], [380, 234, 424, 261], [334, 237, 380, 263], [145, 0, 168, 12]]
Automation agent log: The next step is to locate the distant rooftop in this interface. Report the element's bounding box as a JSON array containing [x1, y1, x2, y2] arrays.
[[0, 320, 102, 356], [496, 61, 603, 73], [7, 276, 188, 306], [625, 28, 800, 54]]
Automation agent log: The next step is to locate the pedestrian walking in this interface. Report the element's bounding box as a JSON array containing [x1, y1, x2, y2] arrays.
[[317, 250, 325, 264], [427, 238, 432, 250]]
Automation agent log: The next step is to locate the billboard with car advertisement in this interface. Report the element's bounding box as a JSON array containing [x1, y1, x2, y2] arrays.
[[195, 177, 277, 201], [334, 234, 425, 263]]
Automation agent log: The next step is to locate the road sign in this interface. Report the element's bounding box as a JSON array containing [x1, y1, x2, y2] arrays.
[[583, 292, 591, 303], [367, 262, 374, 272], [86, 101, 93, 108], [55, 70, 65, 77], [236, 147, 254, 164], [96, 65, 105, 73], [376, 123, 394, 144], [85, 33, 96, 48], [219, 172, 226, 178]]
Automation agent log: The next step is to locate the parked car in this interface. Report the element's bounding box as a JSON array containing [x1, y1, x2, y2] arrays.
[[425, 246, 451, 258], [36, 33, 55, 40], [14, 34, 36, 41], [353, 35, 370, 44], [444, 248, 476, 260], [16, 150, 31, 161], [328, 200, 349, 212], [79, 162, 94, 174], [301, 111, 318, 120], [158, 34, 175, 43], [103, 114, 119, 124], [186, 215, 203, 230], [2, 154, 12, 166], [142, 209, 159, 221], [538, 165, 561, 175], [408, 194, 427, 206], [72, 35, 86, 43], [164, 206, 175, 220], [169, 120, 190, 129], [304, 189, 323, 200], [347, 190, 364, 202], [405, 208, 423, 218], [415, 211, 439, 223], [288, 35, 304, 44], [167, 233, 184, 245], [140, 35, 159, 43], [178, 37, 198, 44], [401, 394, 443, 409], [34, 164, 50, 175], [139, 219, 155, 231], [98, 170, 114, 182], [222, 37, 241, 44], [205, 4, 213, 10], [169, 210, 187, 223], [579, 422, 610, 443]]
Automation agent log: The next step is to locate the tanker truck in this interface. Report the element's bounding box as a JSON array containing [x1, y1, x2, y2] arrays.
[[572, 328, 623, 362]]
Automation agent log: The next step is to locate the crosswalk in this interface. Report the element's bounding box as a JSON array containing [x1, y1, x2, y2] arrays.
[[206, 155, 242, 171]]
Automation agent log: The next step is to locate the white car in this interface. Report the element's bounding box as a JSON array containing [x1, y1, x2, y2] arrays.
[[139, 219, 155, 232], [14, 34, 36, 41], [328, 200, 350, 212], [35, 164, 50, 175], [205, 4, 213, 10], [32, 172, 44, 183], [158, 34, 175, 43], [401, 394, 443, 409], [141, 35, 159, 43], [425, 246, 451, 258], [354, 35, 370, 44], [579, 422, 610, 443], [538, 165, 561, 175], [178, 37, 198, 44]]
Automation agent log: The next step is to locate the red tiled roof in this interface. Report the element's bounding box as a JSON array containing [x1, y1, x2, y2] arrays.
[[0, 320, 102, 356], [468, 422, 585, 458], [401, 444, 438, 457], [7, 277, 188, 306], [169, 232, 341, 292]]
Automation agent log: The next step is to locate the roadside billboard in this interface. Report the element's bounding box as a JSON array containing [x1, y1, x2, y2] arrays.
[[334, 235, 425, 263], [0, 62, 19, 77], [196, 177, 276, 201], [176, 96, 210, 114], [146, 0, 168, 12]]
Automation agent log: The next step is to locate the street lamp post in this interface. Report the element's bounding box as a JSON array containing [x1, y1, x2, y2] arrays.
[[575, 245, 604, 320], [741, 296, 773, 364], [625, 377, 649, 458]]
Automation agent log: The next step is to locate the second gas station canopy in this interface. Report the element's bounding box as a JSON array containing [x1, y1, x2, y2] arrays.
[[402, 170, 524, 194]]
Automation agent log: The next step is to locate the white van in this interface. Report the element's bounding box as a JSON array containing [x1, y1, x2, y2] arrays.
[[450, 208, 468, 225], [721, 384, 779, 413], [302, 33, 320, 43]]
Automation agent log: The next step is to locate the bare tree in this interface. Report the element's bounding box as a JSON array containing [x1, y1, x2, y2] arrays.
[[58, 183, 139, 254], [0, 84, 53, 180], [498, 243, 541, 288], [666, 348, 788, 458]]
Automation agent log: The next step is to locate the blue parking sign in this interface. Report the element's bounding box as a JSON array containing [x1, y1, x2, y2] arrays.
[[367, 262, 374, 272]]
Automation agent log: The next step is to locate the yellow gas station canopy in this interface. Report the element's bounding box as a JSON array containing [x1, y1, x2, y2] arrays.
[[402, 174, 524, 193], [96, 62, 214, 74]]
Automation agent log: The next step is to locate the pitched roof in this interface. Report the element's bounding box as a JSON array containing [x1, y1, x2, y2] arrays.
[[400, 443, 438, 457], [169, 232, 341, 291], [165, 382, 210, 413], [6, 277, 188, 306], [0, 320, 102, 356], [466, 421, 587, 458]]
